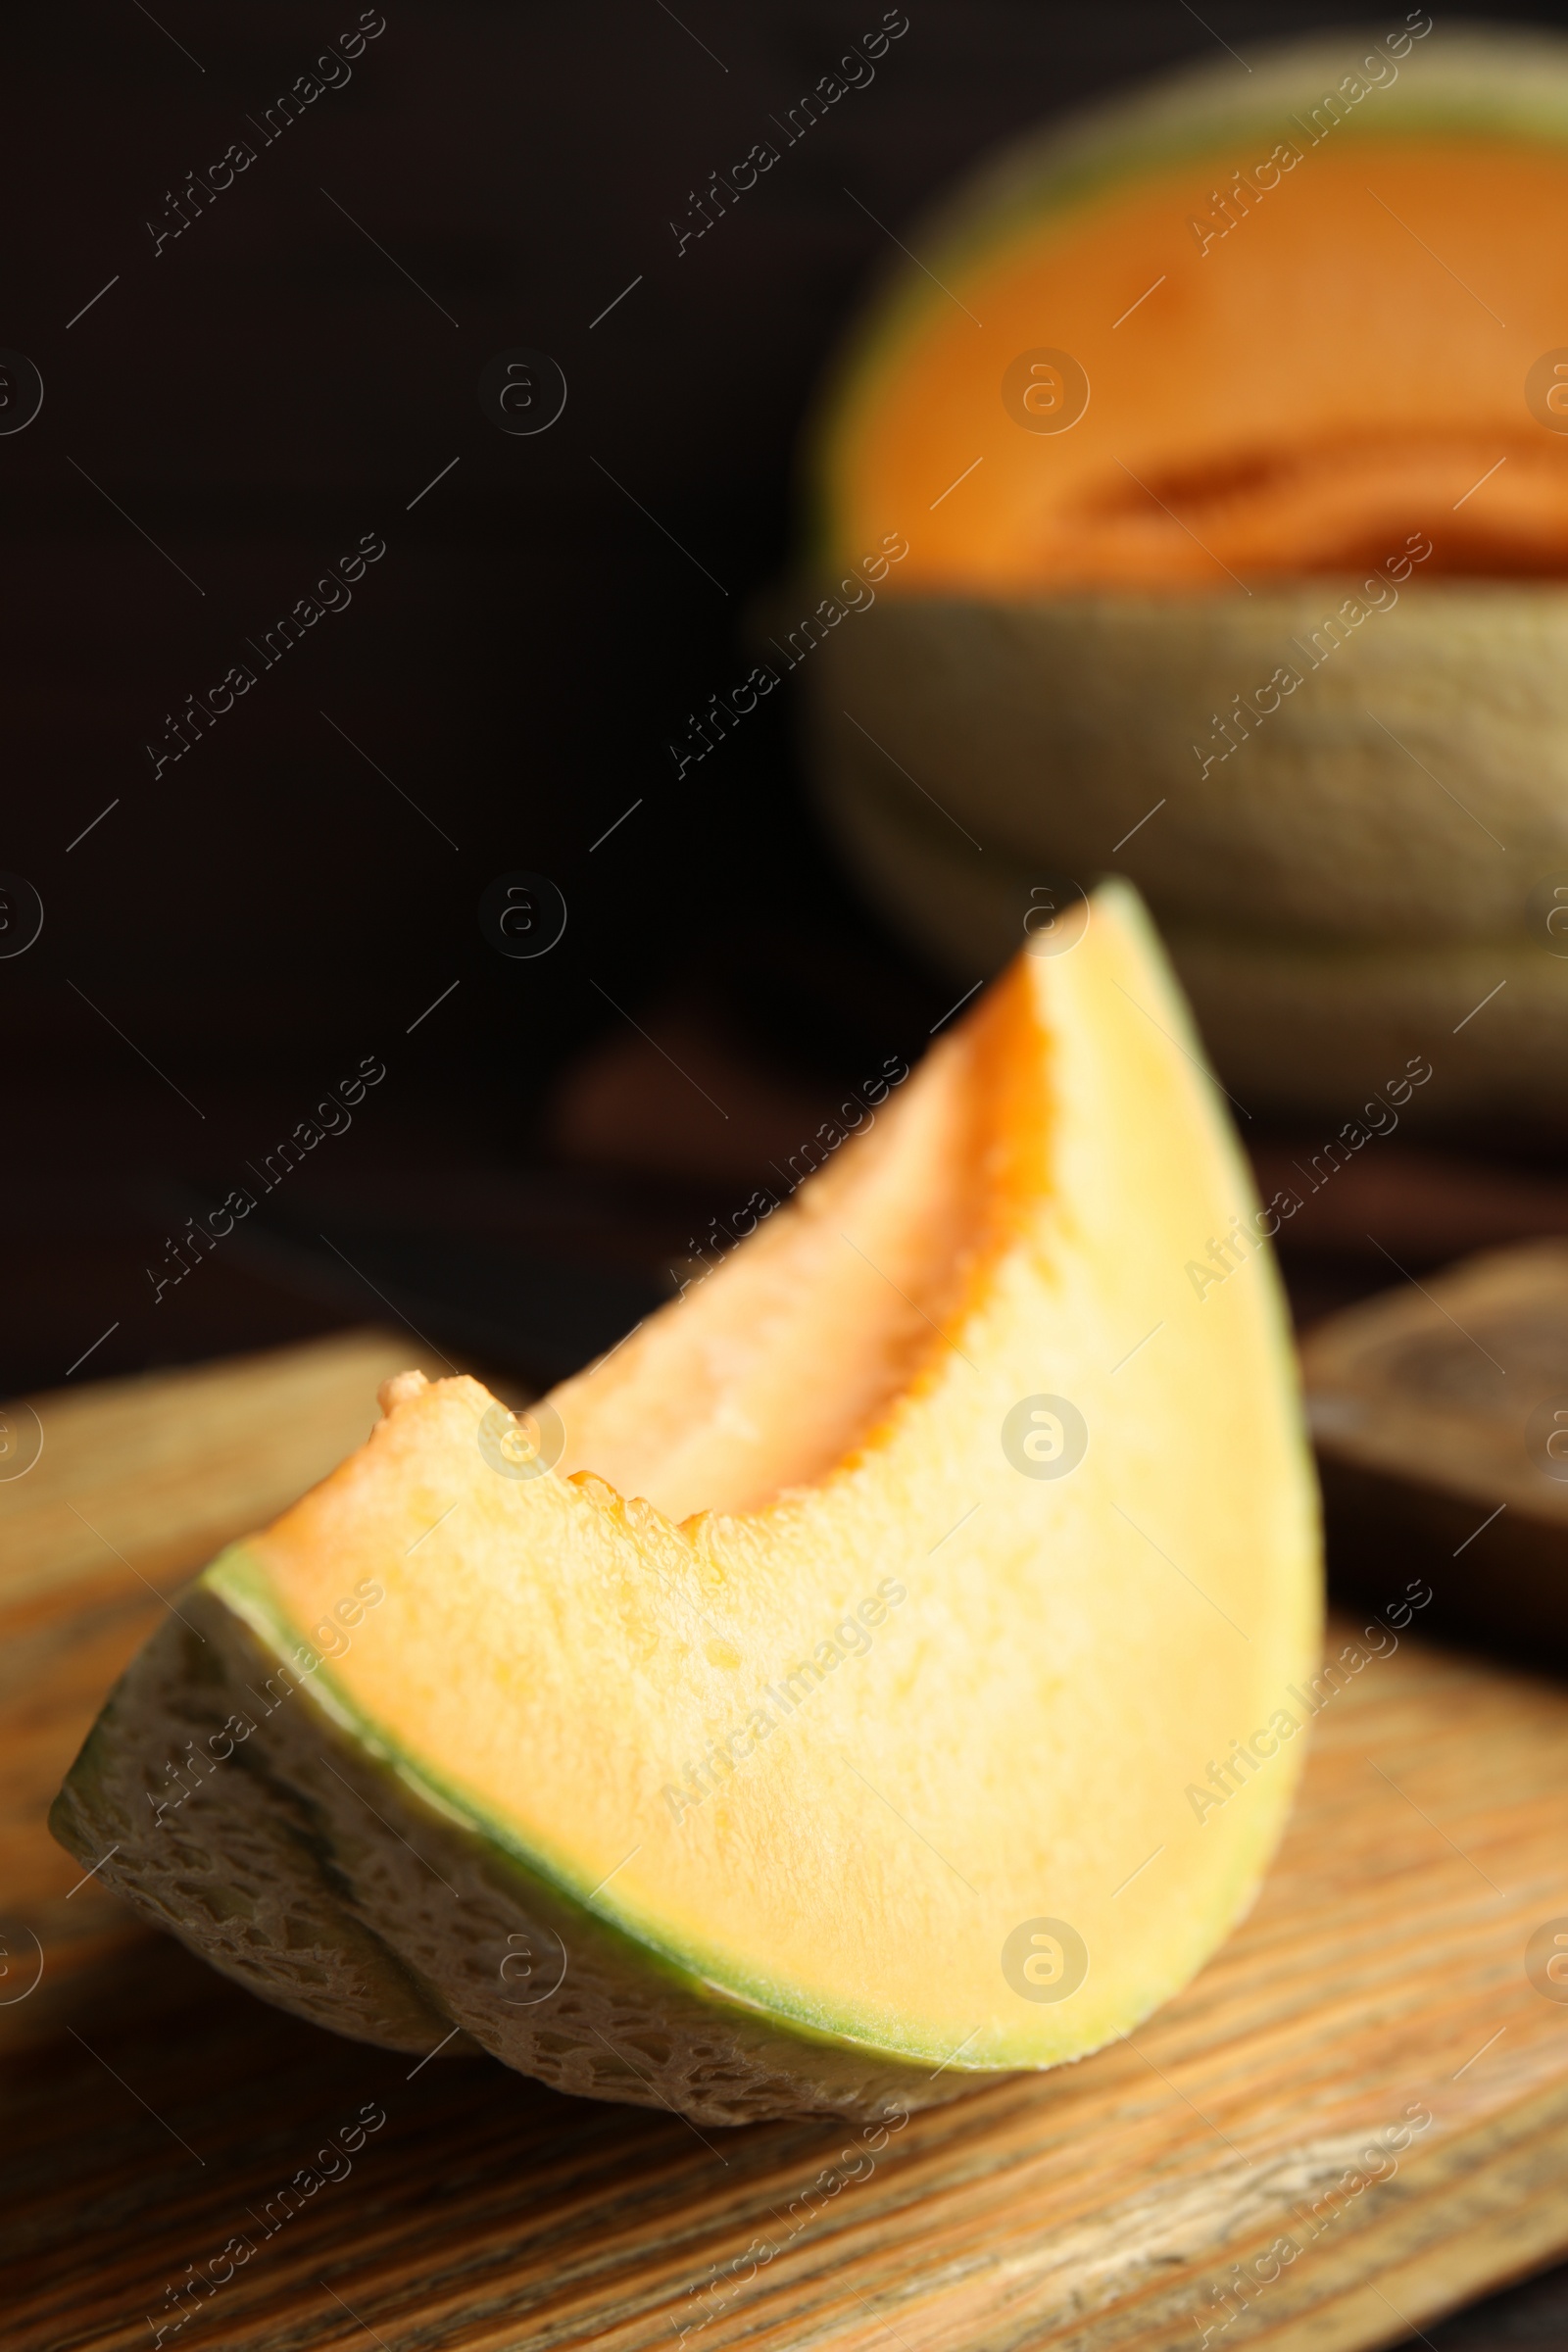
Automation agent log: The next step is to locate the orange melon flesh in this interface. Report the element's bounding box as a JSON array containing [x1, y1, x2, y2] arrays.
[[546, 971, 1031, 1518], [827, 139, 1568, 589], [46, 876, 1317, 2118]]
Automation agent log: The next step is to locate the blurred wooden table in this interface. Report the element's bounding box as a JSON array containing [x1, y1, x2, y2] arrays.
[[6, 1330, 1568, 2352]]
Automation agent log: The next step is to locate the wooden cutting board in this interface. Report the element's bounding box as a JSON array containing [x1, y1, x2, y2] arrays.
[[6, 1330, 1568, 2352]]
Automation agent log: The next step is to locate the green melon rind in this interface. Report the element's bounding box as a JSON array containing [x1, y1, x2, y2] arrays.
[[803, 587, 1568, 948], [806, 24, 1568, 564], [204, 1544, 967, 2070], [49, 1544, 1006, 2121], [203, 1522, 1295, 2090]]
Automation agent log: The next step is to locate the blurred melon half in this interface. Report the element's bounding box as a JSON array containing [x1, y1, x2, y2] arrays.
[[800, 24, 1568, 1117]]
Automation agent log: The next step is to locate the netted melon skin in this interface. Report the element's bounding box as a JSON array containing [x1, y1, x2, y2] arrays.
[[51, 1575, 994, 2127], [807, 591, 1568, 952], [809, 707, 1568, 1123]]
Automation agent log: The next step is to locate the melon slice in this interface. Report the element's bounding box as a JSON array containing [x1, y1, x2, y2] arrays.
[[800, 27, 1568, 1110], [52, 883, 1319, 2125]]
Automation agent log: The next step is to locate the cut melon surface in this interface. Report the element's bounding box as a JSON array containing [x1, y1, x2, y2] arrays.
[[53, 883, 1320, 2124], [814, 32, 1568, 592]]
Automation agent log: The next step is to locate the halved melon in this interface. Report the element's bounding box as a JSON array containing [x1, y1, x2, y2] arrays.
[[52, 883, 1319, 2124], [813, 30, 1568, 596], [800, 27, 1568, 1108]]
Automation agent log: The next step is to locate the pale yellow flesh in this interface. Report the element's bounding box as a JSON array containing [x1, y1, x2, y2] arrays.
[[244, 885, 1319, 2071]]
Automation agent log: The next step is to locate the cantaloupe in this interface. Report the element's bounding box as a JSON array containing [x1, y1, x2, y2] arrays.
[[53, 884, 1318, 2124], [802, 25, 1568, 1116]]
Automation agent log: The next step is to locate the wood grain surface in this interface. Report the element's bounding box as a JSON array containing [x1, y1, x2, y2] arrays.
[[6, 1330, 1568, 2352]]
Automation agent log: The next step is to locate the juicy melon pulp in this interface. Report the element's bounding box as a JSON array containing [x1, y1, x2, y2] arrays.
[[53, 883, 1319, 2123], [820, 106, 1568, 589], [546, 970, 1025, 1518]]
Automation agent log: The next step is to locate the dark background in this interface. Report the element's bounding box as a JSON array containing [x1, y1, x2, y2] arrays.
[[10, 0, 1568, 1404]]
